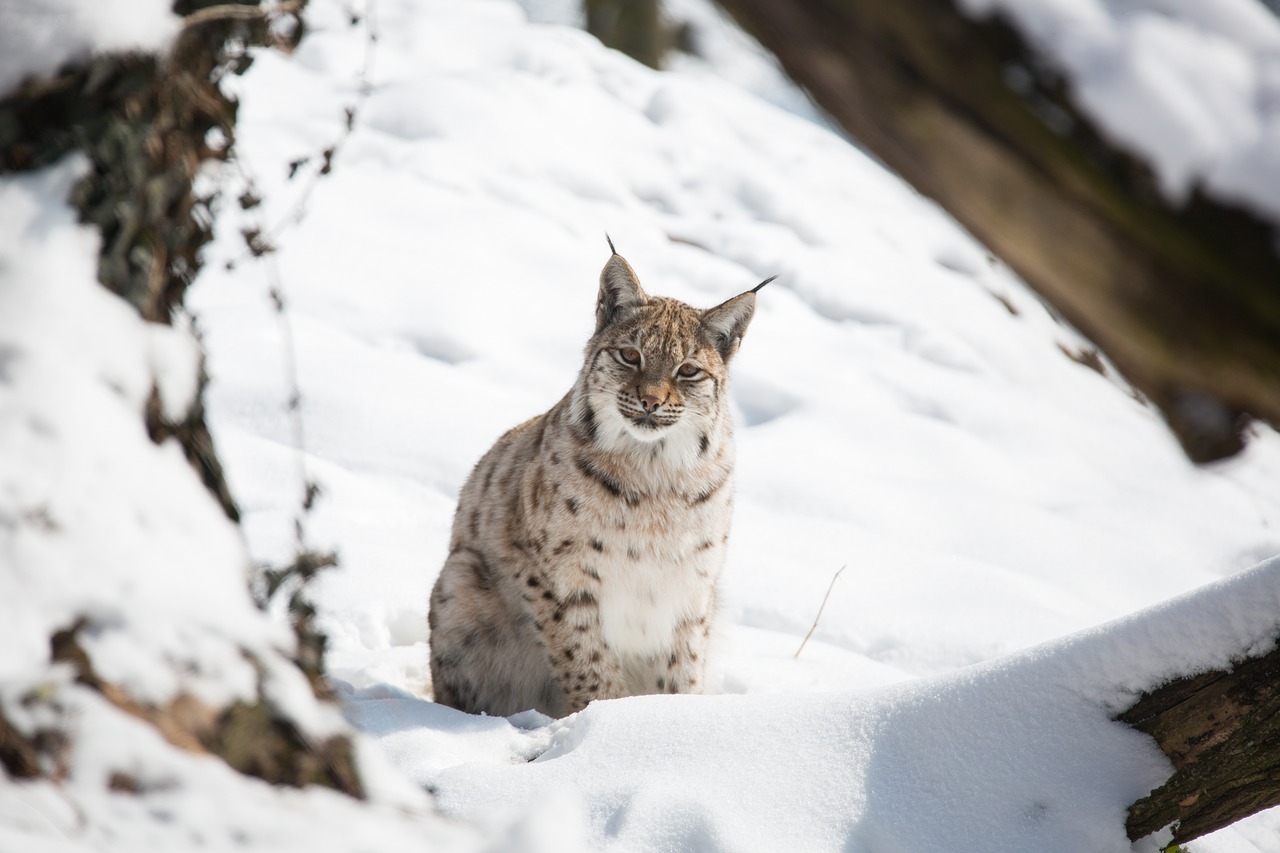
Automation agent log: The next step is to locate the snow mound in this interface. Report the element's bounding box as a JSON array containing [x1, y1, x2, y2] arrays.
[[0, 159, 277, 709], [397, 557, 1280, 852]]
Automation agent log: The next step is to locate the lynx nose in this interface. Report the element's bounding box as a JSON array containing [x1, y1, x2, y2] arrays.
[[640, 394, 662, 413]]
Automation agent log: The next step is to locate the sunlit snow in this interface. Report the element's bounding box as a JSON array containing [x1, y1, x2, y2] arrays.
[[5, 0, 1280, 850]]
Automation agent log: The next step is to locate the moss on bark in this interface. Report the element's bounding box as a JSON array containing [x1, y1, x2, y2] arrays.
[[1119, 643, 1280, 845]]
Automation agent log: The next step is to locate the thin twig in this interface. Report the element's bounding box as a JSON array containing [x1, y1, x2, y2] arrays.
[[794, 565, 846, 659], [263, 253, 313, 550], [229, 0, 378, 264], [221, 0, 382, 596]]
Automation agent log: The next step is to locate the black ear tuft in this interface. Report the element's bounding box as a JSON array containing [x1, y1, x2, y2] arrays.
[[751, 274, 778, 294], [605, 233, 618, 256], [596, 251, 647, 333]]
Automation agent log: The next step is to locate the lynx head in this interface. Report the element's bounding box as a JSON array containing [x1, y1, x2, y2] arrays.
[[575, 241, 774, 457]]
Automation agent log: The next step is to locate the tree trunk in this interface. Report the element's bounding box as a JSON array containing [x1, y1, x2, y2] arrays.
[[712, 0, 1280, 463], [584, 0, 670, 69], [1118, 643, 1280, 846]]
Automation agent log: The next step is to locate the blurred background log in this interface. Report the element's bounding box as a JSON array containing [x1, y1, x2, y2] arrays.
[[586, 0, 670, 69], [713, 0, 1280, 463]]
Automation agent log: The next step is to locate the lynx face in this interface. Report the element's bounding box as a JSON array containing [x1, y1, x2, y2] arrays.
[[576, 252, 763, 459], [588, 300, 722, 445]]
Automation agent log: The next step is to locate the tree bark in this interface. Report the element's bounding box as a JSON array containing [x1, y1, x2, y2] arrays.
[[1118, 643, 1280, 846], [585, 0, 670, 69], [712, 0, 1280, 463]]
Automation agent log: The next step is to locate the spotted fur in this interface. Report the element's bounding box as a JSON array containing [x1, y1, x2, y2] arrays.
[[428, 247, 766, 717]]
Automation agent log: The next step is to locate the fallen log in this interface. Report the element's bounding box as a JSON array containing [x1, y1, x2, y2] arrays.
[[713, 0, 1280, 462], [1119, 642, 1280, 845]]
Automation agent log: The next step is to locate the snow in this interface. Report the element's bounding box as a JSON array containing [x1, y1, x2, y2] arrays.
[[417, 559, 1280, 853], [958, 0, 1280, 220], [0, 0, 180, 97], [5, 0, 1280, 850], [0, 158, 271, 708], [0, 681, 480, 852]]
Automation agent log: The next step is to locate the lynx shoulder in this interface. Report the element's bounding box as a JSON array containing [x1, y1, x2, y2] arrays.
[[428, 243, 772, 717]]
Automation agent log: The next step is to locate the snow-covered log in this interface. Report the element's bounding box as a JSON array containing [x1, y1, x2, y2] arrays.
[[712, 0, 1280, 463], [1120, 641, 1280, 845]]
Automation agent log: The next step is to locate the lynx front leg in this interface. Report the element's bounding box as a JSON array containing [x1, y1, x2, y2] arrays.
[[526, 571, 629, 714], [656, 610, 715, 695]]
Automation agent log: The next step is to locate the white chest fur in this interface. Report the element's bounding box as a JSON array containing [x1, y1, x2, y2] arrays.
[[592, 527, 720, 690]]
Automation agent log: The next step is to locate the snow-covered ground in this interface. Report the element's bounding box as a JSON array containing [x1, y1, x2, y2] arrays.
[[6, 0, 1280, 849]]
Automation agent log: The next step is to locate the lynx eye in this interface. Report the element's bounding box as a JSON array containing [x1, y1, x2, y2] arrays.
[[616, 347, 642, 367], [676, 363, 702, 379]]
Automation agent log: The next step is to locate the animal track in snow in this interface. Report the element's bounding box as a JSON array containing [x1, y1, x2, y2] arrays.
[[733, 375, 802, 427], [408, 333, 475, 364]]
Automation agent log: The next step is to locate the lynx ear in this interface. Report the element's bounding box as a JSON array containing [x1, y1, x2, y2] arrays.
[[700, 275, 774, 361], [596, 248, 647, 332], [700, 294, 755, 361]]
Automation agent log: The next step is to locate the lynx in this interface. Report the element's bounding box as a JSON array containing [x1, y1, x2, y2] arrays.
[[428, 240, 772, 717]]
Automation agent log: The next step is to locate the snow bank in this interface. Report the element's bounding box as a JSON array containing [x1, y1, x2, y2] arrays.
[[0, 158, 275, 708], [959, 0, 1280, 220], [0, 682, 477, 853], [403, 557, 1280, 852], [0, 0, 180, 97]]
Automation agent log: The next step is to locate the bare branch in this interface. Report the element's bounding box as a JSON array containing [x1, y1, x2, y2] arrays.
[[182, 0, 305, 30], [795, 565, 846, 659]]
